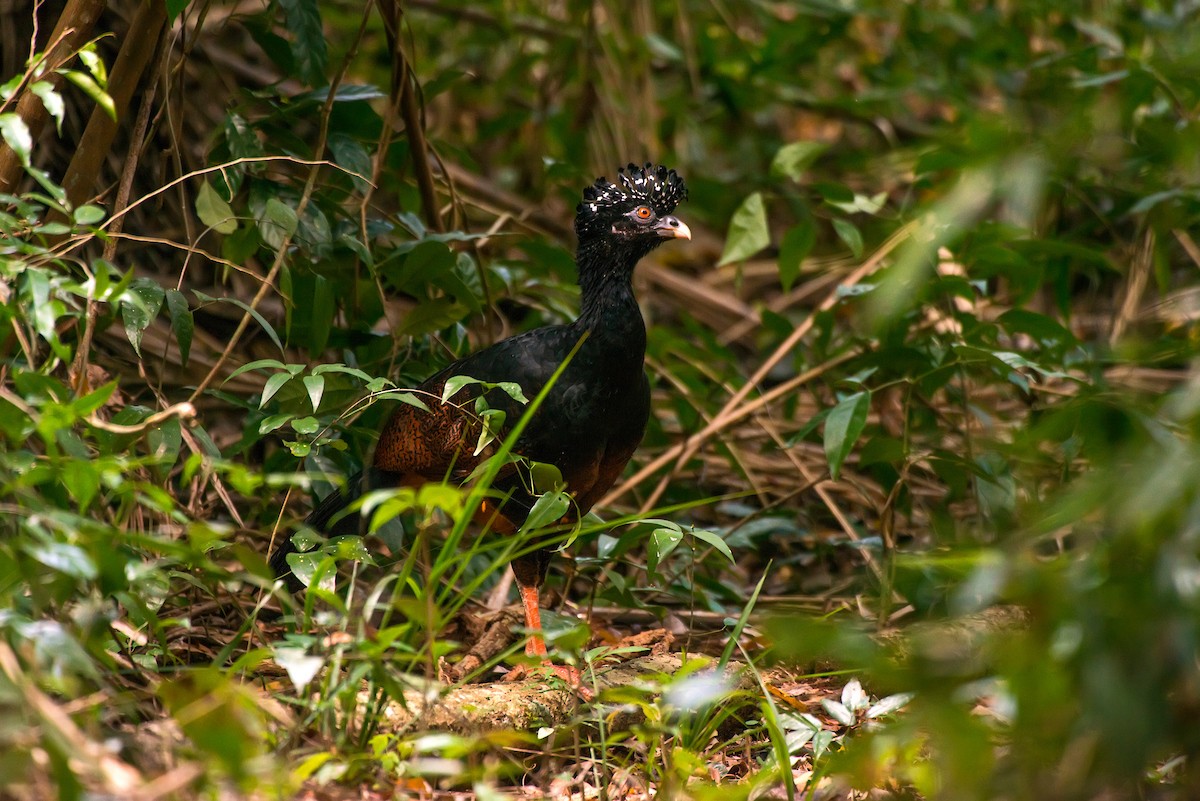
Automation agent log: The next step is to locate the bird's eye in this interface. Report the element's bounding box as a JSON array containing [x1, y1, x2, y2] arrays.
[[634, 206, 653, 220]]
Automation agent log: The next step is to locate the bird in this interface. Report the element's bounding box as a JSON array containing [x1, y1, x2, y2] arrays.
[[271, 163, 690, 682]]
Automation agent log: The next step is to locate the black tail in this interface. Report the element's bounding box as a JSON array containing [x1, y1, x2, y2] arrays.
[[271, 470, 371, 592]]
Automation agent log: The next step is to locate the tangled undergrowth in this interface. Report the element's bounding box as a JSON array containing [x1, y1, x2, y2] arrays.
[[4, 1, 1200, 799]]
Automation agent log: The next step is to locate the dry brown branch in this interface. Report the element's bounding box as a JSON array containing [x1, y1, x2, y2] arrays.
[[0, 0, 106, 192], [59, 0, 167, 208]]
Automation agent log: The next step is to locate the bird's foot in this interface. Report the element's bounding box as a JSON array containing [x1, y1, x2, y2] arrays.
[[504, 661, 593, 701]]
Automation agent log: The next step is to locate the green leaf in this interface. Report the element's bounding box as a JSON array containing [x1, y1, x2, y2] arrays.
[[821, 698, 856, 727], [396, 299, 469, 338], [520, 490, 571, 534], [165, 0, 191, 22], [272, 646, 325, 692], [495, 382, 529, 404], [778, 222, 815, 292], [260, 372, 293, 408], [73, 204, 105, 225], [302, 374, 324, 411], [259, 413, 292, 434], [689, 527, 735, 564], [59, 69, 115, 121], [832, 218, 863, 259], [30, 81, 64, 133], [770, 141, 827, 182], [328, 133, 372, 193], [73, 381, 117, 417], [27, 541, 97, 580], [291, 416, 319, 434], [62, 460, 100, 510], [648, 523, 683, 573], [376, 391, 429, 413], [0, 113, 32, 165], [442, 375, 481, 403], [196, 182, 238, 234], [259, 198, 298, 252], [225, 358, 289, 382], [278, 0, 328, 86], [120, 280, 165, 357], [165, 289, 193, 366], [718, 192, 770, 266], [224, 297, 283, 352], [824, 391, 870, 481]]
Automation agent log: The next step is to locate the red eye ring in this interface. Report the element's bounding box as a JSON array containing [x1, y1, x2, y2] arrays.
[[635, 206, 653, 220]]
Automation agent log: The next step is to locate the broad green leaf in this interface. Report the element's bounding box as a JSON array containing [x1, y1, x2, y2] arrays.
[[495, 382, 529, 404], [260, 198, 298, 251], [225, 358, 289, 381], [770, 141, 827, 182], [260, 372, 293, 408], [841, 678, 869, 712], [302, 374, 324, 411], [328, 133, 372, 193], [73, 204, 105, 225], [272, 646, 325, 692], [196, 182, 238, 234], [27, 541, 97, 580], [30, 81, 64, 132], [520, 490, 571, 534], [719, 192, 770, 266], [165, 289, 193, 366], [73, 381, 117, 417], [312, 363, 373, 381], [278, 0, 328, 86], [376, 391, 429, 412], [442, 375, 482, 403], [224, 297, 283, 352], [120, 280, 165, 356], [291, 416, 319, 434], [77, 46, 108, 84], [778, 222, 815, 292], [396, 299, 469, 337], [306, 274, 333, 352], [165, 0, 191, 22], [824, 390, 870, 481], [689, 527, 735, 564], [0, 113, 32, 164], [832, 218, 863, 259], [865, 692, 914, 719], [648, 524, 683, 573], [62, 460, 100, 510], [821, 698, 856, 726], [259, 413, 292, 434], [59, 69, 115, 121]]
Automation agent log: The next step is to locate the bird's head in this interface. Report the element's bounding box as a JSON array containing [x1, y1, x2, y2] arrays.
[[575, 163, 691, 249]]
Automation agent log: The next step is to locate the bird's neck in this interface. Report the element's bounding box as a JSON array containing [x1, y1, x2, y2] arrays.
[[573, 240, 649, 358]]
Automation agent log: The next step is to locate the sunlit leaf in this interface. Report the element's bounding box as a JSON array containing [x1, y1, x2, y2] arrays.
[[719, 192, 770, 265], [770, 141, 827, 182]]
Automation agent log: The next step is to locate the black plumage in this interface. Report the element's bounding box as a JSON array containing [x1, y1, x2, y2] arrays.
[[271, 163, 690, 675]]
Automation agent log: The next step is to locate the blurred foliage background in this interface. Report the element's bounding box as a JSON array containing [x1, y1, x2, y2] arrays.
[[2, 0, 1200, 798]]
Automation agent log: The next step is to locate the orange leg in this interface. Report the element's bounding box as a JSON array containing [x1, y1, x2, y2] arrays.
[[517, 581, 588, 694], [519, 582, 550, 658]]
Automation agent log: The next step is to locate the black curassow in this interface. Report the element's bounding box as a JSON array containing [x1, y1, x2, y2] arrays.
[[271, 163, 689, 681]]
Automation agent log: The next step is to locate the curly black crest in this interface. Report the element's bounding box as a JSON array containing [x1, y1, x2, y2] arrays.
[[575, 163, 687, 239]]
